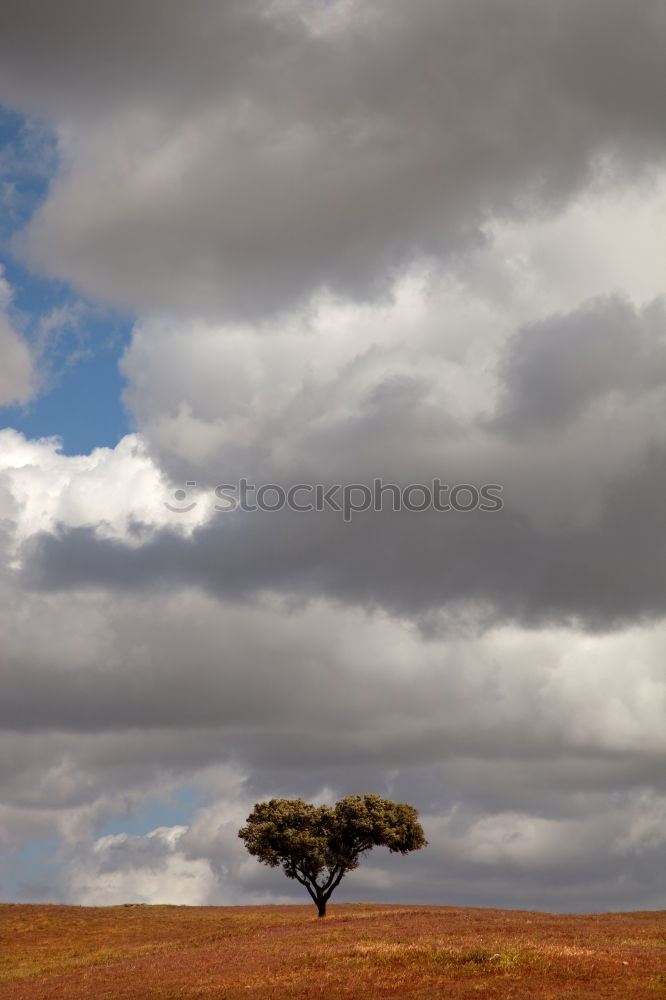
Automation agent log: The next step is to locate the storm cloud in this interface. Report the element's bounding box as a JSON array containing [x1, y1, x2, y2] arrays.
[[1, 0, 666, 317], [1, 0, 665, 912]]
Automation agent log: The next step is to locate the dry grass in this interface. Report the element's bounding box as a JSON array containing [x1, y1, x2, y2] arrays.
[[1, 902, 664, 999]]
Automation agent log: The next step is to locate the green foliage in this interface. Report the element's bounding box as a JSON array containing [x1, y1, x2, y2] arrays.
[[238, 794, 427, 915]]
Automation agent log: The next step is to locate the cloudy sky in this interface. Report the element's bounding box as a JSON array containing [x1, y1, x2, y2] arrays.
[[1, 0, 665, 912]]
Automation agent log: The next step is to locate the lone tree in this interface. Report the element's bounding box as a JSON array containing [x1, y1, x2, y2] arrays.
[[238, 794, 427, 917]]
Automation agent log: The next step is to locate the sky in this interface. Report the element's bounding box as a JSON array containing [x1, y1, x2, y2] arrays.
[[0, 0, 665, 912]]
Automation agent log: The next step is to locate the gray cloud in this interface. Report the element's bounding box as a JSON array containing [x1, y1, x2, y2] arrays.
[[494, 297, 666, 432], [17, 761, 666, 912], [1, 0, 665, 317], [2, 0, 666, 914], [20, 434, 666, 630], [0, 274, 36, 404], [2, 551, 664, 908]]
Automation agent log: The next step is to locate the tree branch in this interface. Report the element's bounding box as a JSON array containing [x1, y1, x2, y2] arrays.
[[320, 864, 342, 892], [291, 866, 320, 903], [323, 867, 347, 902]]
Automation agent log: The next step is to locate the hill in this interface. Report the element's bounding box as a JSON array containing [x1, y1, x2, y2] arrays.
[[1, 902, 664, 998]]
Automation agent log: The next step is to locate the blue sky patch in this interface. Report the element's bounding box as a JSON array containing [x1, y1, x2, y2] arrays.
[[1, 104, 134, 455]]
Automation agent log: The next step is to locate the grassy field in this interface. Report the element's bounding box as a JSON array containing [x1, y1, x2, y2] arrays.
[[0, 902, 664, 999]]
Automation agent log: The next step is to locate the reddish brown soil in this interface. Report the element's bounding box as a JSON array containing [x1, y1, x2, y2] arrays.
[[1, 902, 664, 999]]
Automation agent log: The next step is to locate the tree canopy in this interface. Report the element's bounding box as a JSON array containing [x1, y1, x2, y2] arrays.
[[238, 794, 427, 916]]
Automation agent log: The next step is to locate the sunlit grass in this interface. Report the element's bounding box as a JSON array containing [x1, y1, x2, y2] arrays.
[[0, 902, 664, 999]]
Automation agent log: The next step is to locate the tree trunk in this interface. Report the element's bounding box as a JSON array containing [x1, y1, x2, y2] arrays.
[[316, 897, 327, 917]]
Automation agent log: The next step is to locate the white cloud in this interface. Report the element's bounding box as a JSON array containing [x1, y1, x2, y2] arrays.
[[118, 175, 666, 541], [68, 827, 217, 906], [0, 429, 208, 555]]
